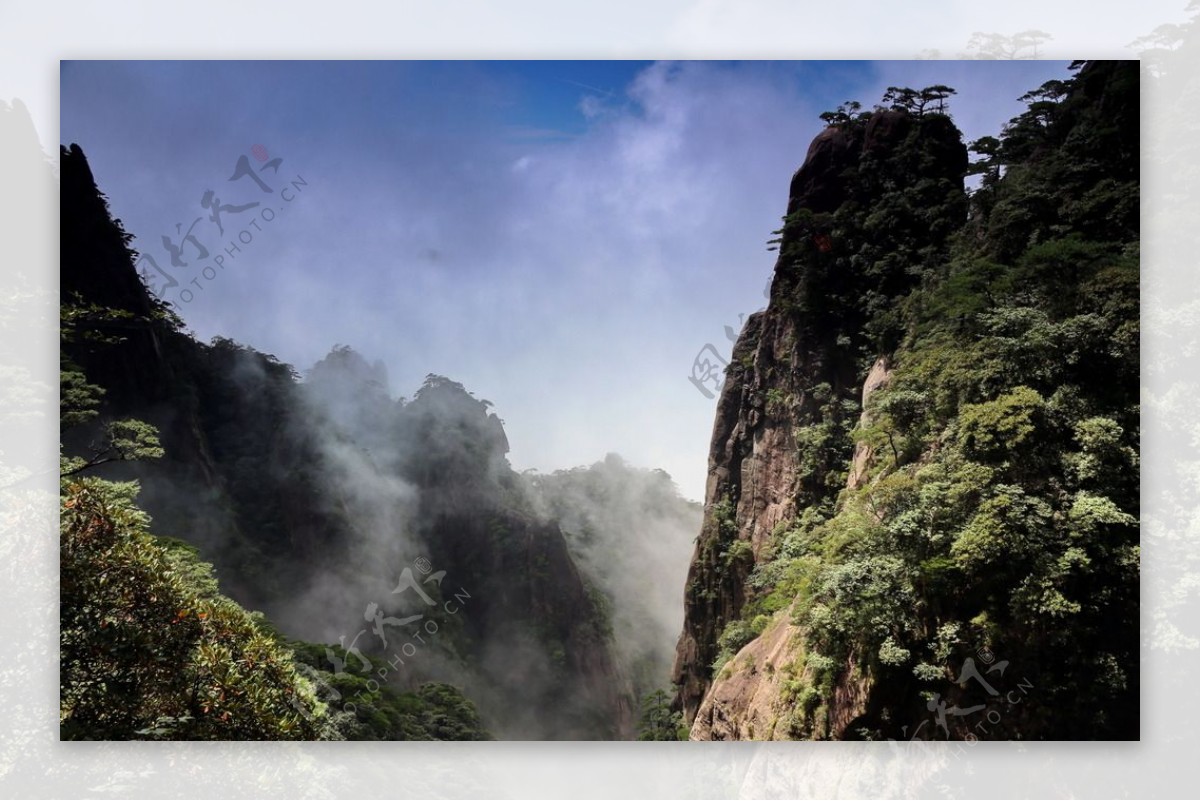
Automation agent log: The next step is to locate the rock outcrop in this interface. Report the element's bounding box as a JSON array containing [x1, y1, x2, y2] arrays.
[[846, 356, 893, 490], [673, 109, 967, 732], [690, 617, 804, 740]]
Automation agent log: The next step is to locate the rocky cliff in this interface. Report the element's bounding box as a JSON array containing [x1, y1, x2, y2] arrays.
[[674, 62, 1140, 741], [673, 109, 969, 729]]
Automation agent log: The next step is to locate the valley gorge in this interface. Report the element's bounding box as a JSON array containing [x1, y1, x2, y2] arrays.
[[59, 60, 1139, 742]]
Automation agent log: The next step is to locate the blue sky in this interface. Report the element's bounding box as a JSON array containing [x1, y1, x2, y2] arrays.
[[60, 60, 1070, 501]]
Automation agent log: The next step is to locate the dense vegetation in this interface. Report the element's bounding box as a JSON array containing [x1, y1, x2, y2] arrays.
[[636, 688, 688, 741], [61, 476, 331, 740], [60, 473, 491, 740], [705, 61, 1138, 739]]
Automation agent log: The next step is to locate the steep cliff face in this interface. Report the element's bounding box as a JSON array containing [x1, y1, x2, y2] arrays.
[[674, 110, 968, 726], [425, 509, 635, 739], [60, 144, 171, 406], [60, 145, 271, 597], [676, 62, 1139, 741]]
